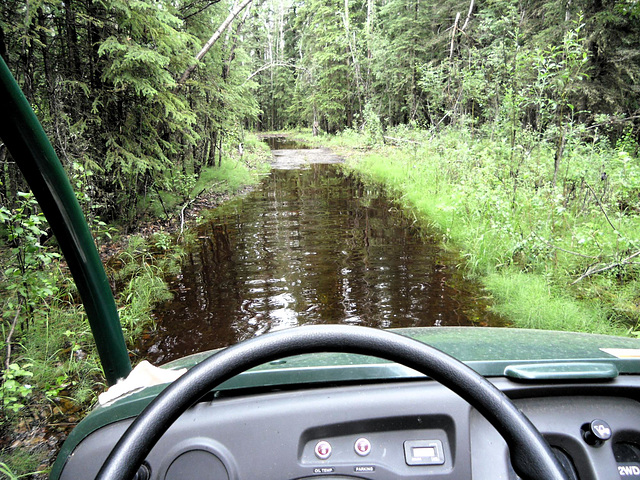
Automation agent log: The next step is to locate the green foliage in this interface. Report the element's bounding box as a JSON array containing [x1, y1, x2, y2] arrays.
[[0, 455, 45, 480], [0, 192, 60, 323], [119, 271, 172, 337], [0, 222, 187, 473], [362, 103, 383, 145], [246, 0, 639, 141], [484, 272, 625, 335], [2, 0, 264, 227], [342, 124, 640, 334], [3, 0, 637, 225], [194, 158, 265, 198], [0, 462, 19, 480], [280, 0, 359, 131], [0, 363, 34, 416], [371, 0, 434, 125], [109, 234, 182, 341], [612, 148, 640, 212]]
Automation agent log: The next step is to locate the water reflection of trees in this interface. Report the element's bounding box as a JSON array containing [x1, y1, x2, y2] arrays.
[[147, 165, 500, 364]]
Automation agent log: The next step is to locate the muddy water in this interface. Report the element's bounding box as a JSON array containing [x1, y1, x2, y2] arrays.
[[140, 149, 502, 365], [262, 136, 311, 150]]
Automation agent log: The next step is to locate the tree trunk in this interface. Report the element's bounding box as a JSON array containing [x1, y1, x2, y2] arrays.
[[64, 0, 81, 80], [222, 3, 252, 80], [87, 0, 103, 91], [178, 0, 254, 86], [553, 130, 566, 187], [210, 130, 218, 167], [0, 24, 7, 62]]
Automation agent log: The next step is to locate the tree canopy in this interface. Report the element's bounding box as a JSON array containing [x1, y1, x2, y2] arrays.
[[250, 0, 639, 136], [0, 0, 638, 222]]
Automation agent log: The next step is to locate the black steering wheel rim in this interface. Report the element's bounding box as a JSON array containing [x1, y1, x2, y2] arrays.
[[96, 325, 568, 480]]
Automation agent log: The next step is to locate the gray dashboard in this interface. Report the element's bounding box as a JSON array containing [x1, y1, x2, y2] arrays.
[[59, 378, 640, 479]]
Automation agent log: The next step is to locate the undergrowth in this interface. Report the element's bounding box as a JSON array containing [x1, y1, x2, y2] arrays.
[[0, 231, 183, 477], [318, 123, 639, 336], [144, 133, 271, 220], [0, 133, 271, 478]]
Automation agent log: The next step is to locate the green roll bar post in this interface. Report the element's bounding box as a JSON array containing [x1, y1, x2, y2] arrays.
[[0, 56, 132, 385]]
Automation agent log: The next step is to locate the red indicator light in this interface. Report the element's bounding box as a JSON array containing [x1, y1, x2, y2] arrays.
[[315, 441, 332, 460], [354, 437, 371, 456]]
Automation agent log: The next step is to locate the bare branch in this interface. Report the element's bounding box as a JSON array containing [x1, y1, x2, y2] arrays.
[[223, 2, 253, 80], [244, 62, 309, 83], [449, 12, 460, 60], [530, 231, 598, 259], [585, 181, 621, 236], [383, 136, 421, 145], [585, 115, 640, 130], [571, 250, 640, 284], [179, 198, 197, 237], [178, 0, 254, 87], [4, 298, 22, 371], [460, 0, 475, 32], [180, 0, 224, 21], [177, 184, 223, 240]]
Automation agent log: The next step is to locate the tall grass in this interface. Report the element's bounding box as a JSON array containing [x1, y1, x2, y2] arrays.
[[0, 133, 272, 477], [336, 124, 639, 336], [145, 132, 271, 219], [0, 231, 187, 477], [484, 271, 623, 334], [194, 134, 271, 195]]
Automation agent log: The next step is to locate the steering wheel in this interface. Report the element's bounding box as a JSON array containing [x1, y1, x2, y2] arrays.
[[95, 325, 568, 480]]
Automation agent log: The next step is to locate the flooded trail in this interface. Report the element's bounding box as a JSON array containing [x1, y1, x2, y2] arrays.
[[139, 144, 502, 365]]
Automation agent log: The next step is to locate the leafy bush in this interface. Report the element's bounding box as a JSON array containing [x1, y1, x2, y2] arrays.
[[342, 123, 639, 335], [0, 193, 60, 324], [0, 363, 33, 417]]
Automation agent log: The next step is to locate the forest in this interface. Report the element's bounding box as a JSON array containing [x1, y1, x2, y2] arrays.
[[1, 0, 639, 221], [1, 0, 640, 476]]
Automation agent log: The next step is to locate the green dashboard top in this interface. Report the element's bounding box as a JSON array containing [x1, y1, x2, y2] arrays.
[[164, 326, 640, 375]]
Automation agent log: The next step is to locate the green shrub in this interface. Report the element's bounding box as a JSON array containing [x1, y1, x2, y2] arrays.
[[341, 124, 640, 335]]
